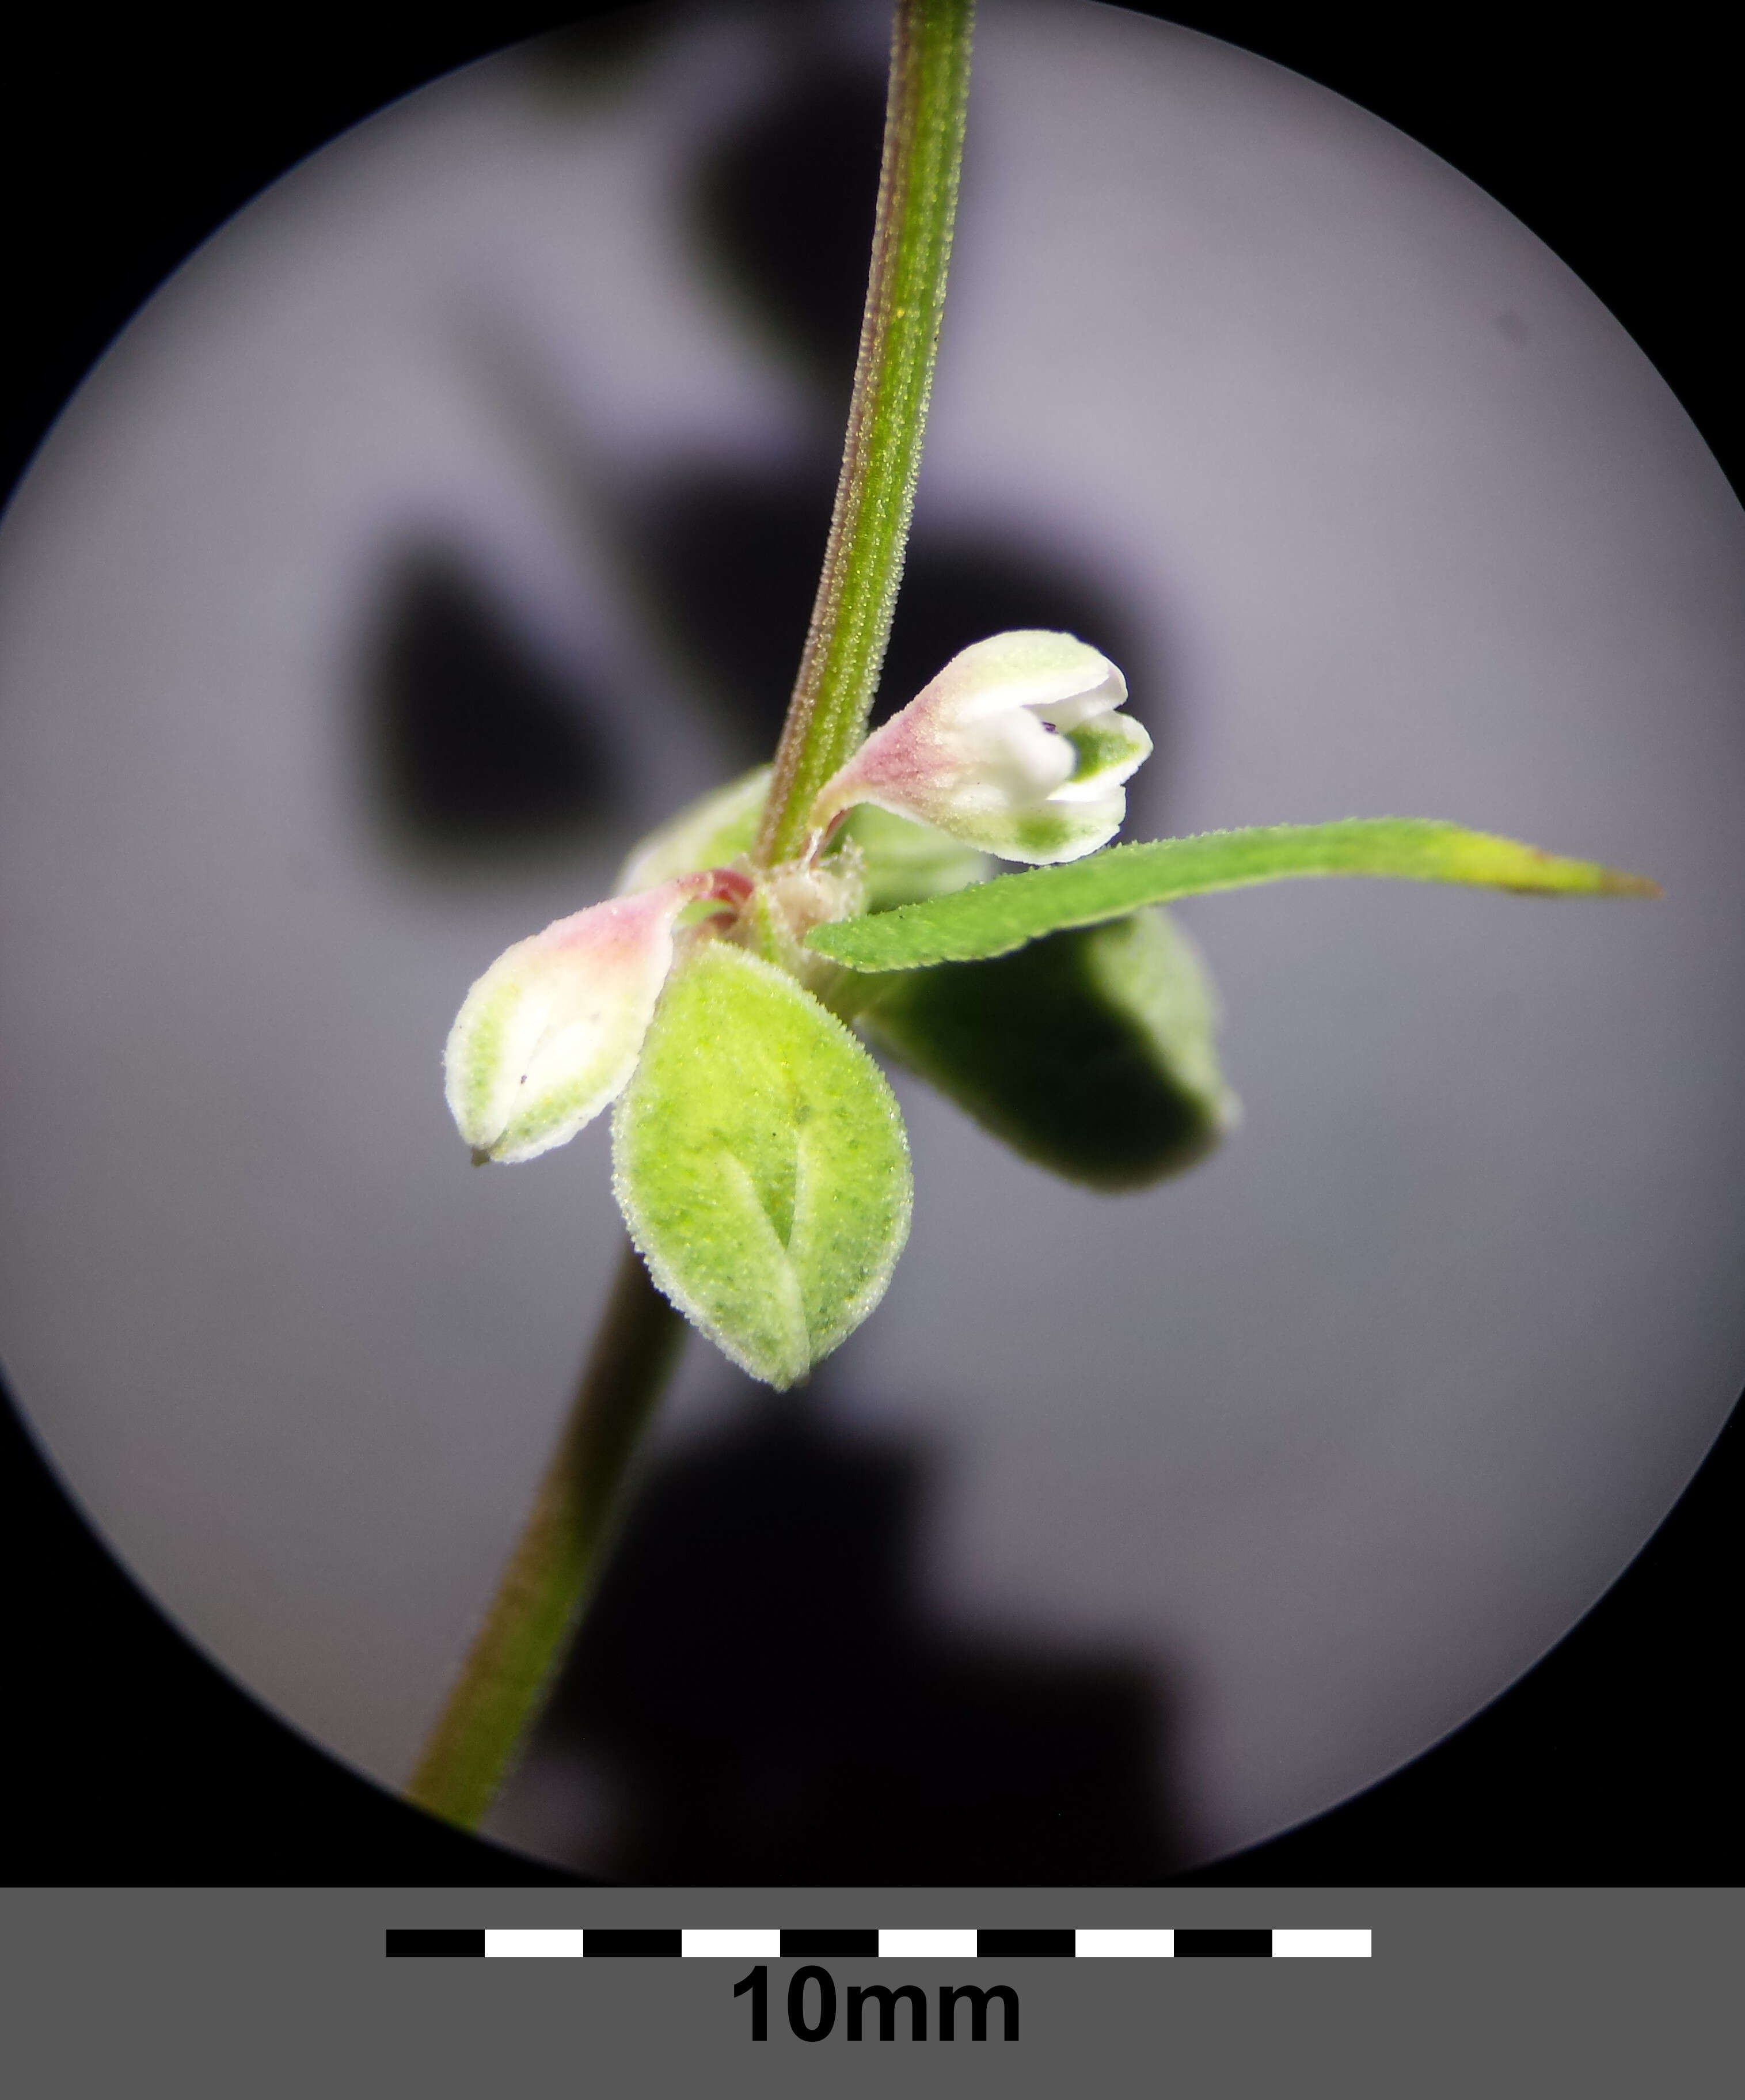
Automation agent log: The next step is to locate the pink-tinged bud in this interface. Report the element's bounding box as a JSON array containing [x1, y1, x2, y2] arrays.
[[443, 868, 748, 1164], [809, 631, 1151, 864]]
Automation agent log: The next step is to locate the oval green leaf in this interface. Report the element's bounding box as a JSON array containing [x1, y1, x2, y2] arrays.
[[808, 819, 1659, 971], [612, 940, 913, 1388]]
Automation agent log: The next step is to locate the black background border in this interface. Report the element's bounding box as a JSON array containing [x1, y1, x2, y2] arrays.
[[2, 0, 1738, 1887]]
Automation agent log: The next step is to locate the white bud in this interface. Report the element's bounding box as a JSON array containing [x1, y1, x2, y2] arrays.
[[444, 869, 748, 1164], [810, 631, 1151, 864]]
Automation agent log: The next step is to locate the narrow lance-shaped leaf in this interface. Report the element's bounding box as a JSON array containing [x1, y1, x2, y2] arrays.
[[808, 819, 1659, 971], [612, 940, 913, 1389]]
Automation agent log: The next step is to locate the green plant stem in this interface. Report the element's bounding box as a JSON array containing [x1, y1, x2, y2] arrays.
[[755, 0, 976, 867], [406, 1243, 685, 1828], [408, 0, 976, 1832]]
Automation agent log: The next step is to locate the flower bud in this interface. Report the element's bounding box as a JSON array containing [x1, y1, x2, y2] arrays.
[[811, 630, 1151, 864], [444, 869, 748, 1164]]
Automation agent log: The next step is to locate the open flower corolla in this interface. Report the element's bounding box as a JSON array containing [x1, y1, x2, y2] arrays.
[[809, 629, 1150, 864]]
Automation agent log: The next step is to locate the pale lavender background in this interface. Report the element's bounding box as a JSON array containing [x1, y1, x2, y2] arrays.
[[1, 0, 1741, 1868]]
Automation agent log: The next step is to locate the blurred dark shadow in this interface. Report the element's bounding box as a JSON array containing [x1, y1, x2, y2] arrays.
[[640, 22, 1173, 772], [691, 47, 886, 396], [618, 464, 1161, 762], [362, 542, 621, 861], [520, 9, 674, 108], [617, 465, 832, 758], [527, 1394, 1187, 1883], [359, 14, 1174, 859], [666, 17, 1170, 761]]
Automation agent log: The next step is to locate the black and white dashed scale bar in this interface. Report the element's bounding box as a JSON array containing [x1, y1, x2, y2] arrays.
[[386, 1928, 1370, 1959]]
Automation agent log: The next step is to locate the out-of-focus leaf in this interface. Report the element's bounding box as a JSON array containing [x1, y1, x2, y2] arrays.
[[863, 907, 1236, 1190], [614, 766, 770, 894], [841, 802, 991, 909], [809, 819, 1659, 971], [612, 940, 912, 1388]]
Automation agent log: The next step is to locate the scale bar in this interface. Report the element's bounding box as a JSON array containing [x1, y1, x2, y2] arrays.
[[393, 1926, 1370, 1960]]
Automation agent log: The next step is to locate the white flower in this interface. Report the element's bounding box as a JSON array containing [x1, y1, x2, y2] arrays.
[[444, 867, 749, 1164], [809, 630, 1150, 864]]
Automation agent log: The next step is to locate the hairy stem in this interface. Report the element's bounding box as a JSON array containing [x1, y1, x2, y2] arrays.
[[755, 0, 976, 866], [409, 0, 975, 1832], [406, 1244, 685, 1829]]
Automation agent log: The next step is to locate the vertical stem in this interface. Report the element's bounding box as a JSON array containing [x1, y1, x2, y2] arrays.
[[755, 0, 976, 867], [409, 0, 976, 1833], [406, 1244, 685, 1829]]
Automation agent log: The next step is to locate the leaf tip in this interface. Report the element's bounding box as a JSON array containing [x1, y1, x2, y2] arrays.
[[1598, 867, 1662, 899], [1506, 853, 1661, 899]]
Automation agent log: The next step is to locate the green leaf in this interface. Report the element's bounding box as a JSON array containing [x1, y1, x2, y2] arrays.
[[611, 939, 913, 1388], [862, 908, 1237, 1190], [808, 819, 1659, 971]]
